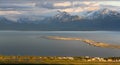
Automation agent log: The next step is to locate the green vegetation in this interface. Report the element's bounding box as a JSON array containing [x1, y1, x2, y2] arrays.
[[0, 55, 120, 64]]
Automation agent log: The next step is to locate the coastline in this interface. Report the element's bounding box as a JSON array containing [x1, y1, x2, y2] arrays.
[[42, 36, 120, 49], [0, 55, 120, 64]]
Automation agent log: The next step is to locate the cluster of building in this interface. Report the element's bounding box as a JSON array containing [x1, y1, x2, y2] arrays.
[[81, 56, 120, 62], [0, 56, 120, 62]]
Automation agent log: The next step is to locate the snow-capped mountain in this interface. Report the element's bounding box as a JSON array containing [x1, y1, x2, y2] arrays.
[[50, 11, 81, 22], [85, 8, 120, 20], [0, 15, 47, 24], [1, 8, 120, 23], [46, 8, 120, 22], [17, 15, 46, 24], [0, 8, 120, 31], [0, 16, 13, 24]]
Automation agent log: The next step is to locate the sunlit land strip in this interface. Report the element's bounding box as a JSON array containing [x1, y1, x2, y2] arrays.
[[42, 36, 120, 49]]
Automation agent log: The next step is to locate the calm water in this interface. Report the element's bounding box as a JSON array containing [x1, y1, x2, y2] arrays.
[[0, 31, 120, 57]]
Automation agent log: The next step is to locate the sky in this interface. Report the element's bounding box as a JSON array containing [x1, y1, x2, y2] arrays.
[[0, 0, 120, 16]]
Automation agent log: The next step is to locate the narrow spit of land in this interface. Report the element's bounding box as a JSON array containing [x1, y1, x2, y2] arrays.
[[42, 36, 120, 49]]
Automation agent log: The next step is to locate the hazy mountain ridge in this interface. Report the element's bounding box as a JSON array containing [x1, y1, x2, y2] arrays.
[[0, 8, 120, 31]]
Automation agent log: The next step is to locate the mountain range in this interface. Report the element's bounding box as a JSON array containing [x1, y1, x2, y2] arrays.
[[0, 8, 120, 31]]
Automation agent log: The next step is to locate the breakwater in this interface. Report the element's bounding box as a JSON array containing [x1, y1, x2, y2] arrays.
[[42, 36, 120, 49]]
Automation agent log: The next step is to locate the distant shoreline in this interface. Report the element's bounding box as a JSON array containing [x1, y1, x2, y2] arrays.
[[0, 30, 120, 32], [0, 30, 119, 32], [0, 55, 120, 64]]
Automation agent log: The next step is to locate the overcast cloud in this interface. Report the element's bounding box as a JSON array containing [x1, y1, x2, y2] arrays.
[[0, 0, 120, 16]]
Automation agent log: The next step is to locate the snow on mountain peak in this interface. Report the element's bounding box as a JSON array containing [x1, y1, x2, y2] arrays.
[[85, 8, 120, 19], [54, 10, 71, 18]]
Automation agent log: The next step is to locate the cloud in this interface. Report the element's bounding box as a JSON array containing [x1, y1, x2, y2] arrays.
[[0, 2, 35, 8], [0, 0, 120, 16], [38, 1, 99, 9], [58, 1, 100, 13], [0, 11, 22, 15], [36, 1, 72, 9], [60, 6, 100, 13], [0, 2, 36, 11], [53, 2, 72, 7], [60, 7, 84, 13]]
